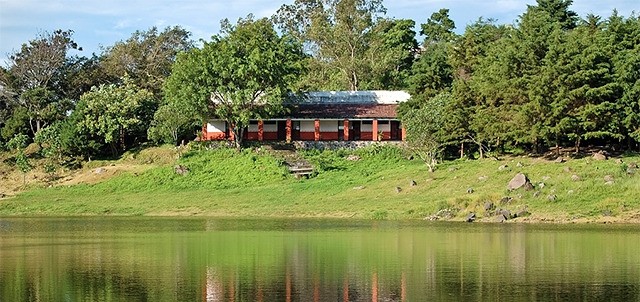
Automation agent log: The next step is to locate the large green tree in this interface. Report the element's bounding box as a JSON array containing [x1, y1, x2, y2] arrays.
[[101, 26, 193, 97], [76, 77, 154, 154], [7, 29, 79, 135], [275, 0, 386, 90], [163, 17, 305, 149]]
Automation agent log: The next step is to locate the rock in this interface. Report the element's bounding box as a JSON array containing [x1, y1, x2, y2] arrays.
[[498, 164, 509, 171], [615, 159, 624, 165], [94, 168, 105, 174], [602, 210, 613, 217], [507, 173, 531, 190], [174, 165, 189, 176], [538, 182, 545, 189], [533, 191, 541, 197], [500, 196, 512, 204], [628, 162, 639, 169], [605, 181, 615, 186], [496, 214, 509, 223], [498, 209, 512, 219], [395, 186, 402, 193], [547, 194, 557, 202], [563, 166, 572, 173], [604, 175, 615, 182], [516, 162, 524, 167], [555, 157, 566, 163], [515, 208, 530, 218], [478, 175, 488, 181], [466, 212, 476, 223], [523, 182, 535, 191], [428, 208, 457, 220], [0, 193, 5, 199], [467, 187, 474, 194], [542, 176, 551, 181], [571, 174, 581, 181], [627, 167, 636, 175], [592, 152, 608, 161], [484, 202, 495, 211], [346, 155, 361, 161], [567, 190, 575, 194], [448, 167, 458, 172], [410, 180, 417, 187], [353, 186, 365, 190]]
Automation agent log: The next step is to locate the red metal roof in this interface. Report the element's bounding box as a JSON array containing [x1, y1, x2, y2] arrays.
[[284, 103, 399, 119]]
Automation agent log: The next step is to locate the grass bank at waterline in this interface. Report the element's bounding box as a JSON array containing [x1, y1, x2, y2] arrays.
[[1, 146, 639, 223]]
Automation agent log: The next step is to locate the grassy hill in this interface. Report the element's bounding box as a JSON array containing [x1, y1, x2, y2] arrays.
[[1, 144, 639, 222]]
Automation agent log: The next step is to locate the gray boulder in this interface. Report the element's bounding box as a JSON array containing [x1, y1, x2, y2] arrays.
[[466, 212, 476, 223], [507, 173, 531, 190], [484, 202, 495, 211], [592, 152, 608, 161]]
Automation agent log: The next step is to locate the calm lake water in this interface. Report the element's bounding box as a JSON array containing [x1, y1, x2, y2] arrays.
[[0, 218, 639, 302]]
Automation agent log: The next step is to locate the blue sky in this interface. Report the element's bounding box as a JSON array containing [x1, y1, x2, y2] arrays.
[[1, 0, 637, 65]]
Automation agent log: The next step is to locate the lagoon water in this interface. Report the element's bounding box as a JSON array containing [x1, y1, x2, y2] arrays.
[[1, 217, 639, 301]]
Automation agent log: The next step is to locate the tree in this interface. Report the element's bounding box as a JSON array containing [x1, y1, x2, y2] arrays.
[[9, 29, 80, 90], [147, 102, 196, 145], [7, 134, 31, 186], [367, 18, 418, 89], [7, 29, 79, 135], [406, 9, 457, 106], [164, 17, 305, 149], [531, 0, 579, 30], [275, 0, 386, 90], [101, 26, 193, 97], [420, 8, 456, 43], [402, 93, 450, 172], [76, 77, 154, 154]]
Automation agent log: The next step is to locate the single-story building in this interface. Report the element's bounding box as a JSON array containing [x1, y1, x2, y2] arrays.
[[201, 90, 410, 142]]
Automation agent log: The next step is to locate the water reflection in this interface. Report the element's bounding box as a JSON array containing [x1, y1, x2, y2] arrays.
[[1, 218, 639, 301]]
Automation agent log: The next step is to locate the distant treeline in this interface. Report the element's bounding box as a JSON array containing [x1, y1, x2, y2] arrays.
[[0, 0, 638, 166]]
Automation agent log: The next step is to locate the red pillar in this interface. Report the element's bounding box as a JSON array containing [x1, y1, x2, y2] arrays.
[[314, 119, 320, 141], [372, 119, 379, 141], [343, 277, 349, 302], [286, 268, 292, 302], [343, 119, 349, 141], [286, 119, 292, 142], [401, 126, 406, 141], [258, 120, 264, 141], [371, 272, 378, 302]]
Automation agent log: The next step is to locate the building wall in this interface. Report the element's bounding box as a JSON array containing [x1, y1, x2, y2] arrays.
[[207, 120, 226, 133]]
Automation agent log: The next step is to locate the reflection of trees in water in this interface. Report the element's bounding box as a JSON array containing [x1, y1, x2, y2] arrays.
[[2, 221, 640, 301]]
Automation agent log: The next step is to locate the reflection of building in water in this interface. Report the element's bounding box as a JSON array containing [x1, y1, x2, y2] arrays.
[[205, 267, 223, 302], [202, 265, 408, 302]]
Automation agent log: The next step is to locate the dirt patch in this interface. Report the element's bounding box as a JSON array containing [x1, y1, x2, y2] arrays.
[[57, 164, 153, 187]]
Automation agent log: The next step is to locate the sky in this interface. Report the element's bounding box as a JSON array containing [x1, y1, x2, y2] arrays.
[[0, 0, 638, 66]]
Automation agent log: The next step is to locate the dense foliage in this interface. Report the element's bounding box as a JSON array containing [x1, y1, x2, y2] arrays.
[[1, 0, 639, 169]]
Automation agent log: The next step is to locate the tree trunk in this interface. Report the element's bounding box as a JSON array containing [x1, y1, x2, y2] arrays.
[[460, 142, 464, 159], [478, 142, 484, 159], [575, 136, 581, 154], [232, 126, 244, 150], [119, 127, 126, 152]]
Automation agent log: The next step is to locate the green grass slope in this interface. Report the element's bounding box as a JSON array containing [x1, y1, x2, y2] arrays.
[[1, 145, 639, 222]]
